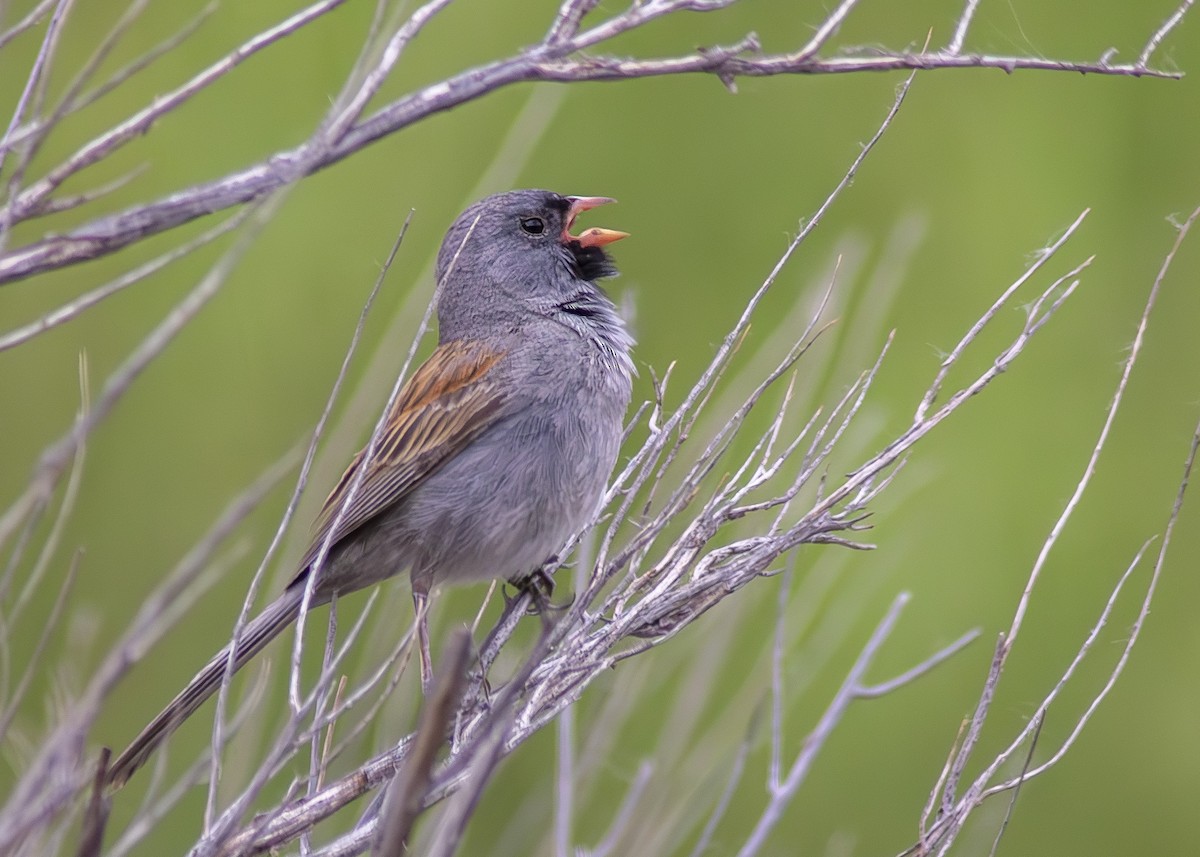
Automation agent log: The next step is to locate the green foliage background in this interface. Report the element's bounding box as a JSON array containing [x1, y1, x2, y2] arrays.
[[2, 1, 1199, 854]]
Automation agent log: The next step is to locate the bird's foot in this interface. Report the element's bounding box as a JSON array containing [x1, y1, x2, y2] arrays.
[[504, 565, 574, 615]]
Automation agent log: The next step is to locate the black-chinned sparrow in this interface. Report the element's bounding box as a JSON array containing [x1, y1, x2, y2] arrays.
[[107, 189, 633, 787]]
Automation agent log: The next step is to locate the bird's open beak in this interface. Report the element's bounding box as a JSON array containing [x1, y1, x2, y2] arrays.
[[565, 196, 629, 248]]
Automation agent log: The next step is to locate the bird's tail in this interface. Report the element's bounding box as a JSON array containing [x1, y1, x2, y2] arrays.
[[106, 587, 305, 789]]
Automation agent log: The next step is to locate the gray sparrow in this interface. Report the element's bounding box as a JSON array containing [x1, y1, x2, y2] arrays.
[[107, 189, 633, 788]]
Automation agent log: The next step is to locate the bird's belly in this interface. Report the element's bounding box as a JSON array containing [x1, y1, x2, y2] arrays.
[[402, 407, 618, 587]]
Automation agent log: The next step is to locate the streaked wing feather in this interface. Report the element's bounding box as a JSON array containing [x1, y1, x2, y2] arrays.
[[297, 341, 505, 573]]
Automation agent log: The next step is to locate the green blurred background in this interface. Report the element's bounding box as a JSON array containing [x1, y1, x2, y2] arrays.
[[2, 0, 1199, 854]]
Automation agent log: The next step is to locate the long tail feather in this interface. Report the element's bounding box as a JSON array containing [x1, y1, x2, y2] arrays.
[[106, 588, 305, 789]]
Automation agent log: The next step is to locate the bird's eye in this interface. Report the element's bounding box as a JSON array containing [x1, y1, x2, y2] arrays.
[[520, 217, 545, 235]]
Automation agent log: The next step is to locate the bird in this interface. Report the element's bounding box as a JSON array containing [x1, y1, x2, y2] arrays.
[[106, 189, 633, 789]]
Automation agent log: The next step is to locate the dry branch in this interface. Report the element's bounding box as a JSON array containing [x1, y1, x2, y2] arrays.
[[0, 0, 1190, 285]]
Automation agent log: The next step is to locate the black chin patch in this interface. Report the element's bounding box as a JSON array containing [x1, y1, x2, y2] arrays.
[[566, 240, 618, 281]]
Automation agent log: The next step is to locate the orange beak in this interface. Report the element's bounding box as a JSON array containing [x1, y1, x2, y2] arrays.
[[565, 196, 629, 248]]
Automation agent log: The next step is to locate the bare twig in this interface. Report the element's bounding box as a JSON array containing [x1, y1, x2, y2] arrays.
[[1138, 0, 1195, 67], [987, 712, 1043, 857], [579, 761, 654, 857], [737, 592, 972, 857], [946, 0, 982, 55], [373, 630, 470, 857], [0, 207, 249, 353], [74, 748, 111, 857], [0, 0, 60, 52]]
